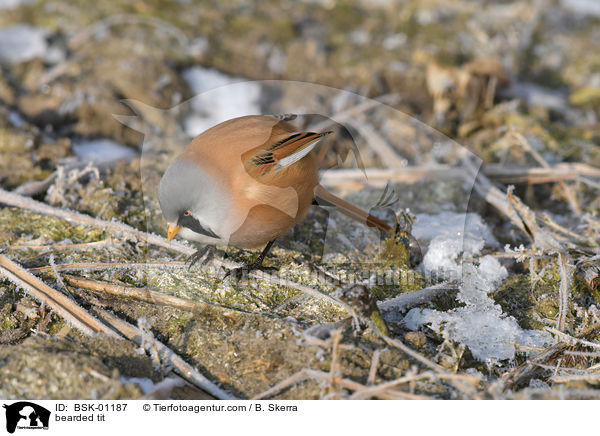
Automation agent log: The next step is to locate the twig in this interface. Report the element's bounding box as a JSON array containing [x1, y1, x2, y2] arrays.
[[511, 130, 582, 214], [460, 153, 530, 236], [557, 252, 573, 331], [10, 238, 116, 251], [319, 167, 464, 189], [508, 387, 600, 400], [539, 212, 589, 245], [48, 253, 69, 295], [0, 187, 182, 253], [377, 281, 458, 313], [251, 368, 427, 400], [489, 323, 600, 393], [0, 255, 118, 337], [378, 334, 445, 373], [328, 329, 343, 397], [483, 162, 600, 185], [30, 261, 187, 273], [63, 275, 211, 314], [14, 157, 135, 197], [367, 350, 381, 386], [545, 327, 600, 350], [379, 333, 480, 398], [345, 119, 407, 169], [564, 350, 600, 358], [308, 94, 401, 133], [91, 306, 237, 400], [349, 371, 481, 400], [318, 163, 600, 190], [551, 374, 600, 383]]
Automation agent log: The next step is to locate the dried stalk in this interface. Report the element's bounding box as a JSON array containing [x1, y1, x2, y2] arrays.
[[367, 350, 381, 386], [328, 329, 343, 395], [252, 368, 430, 400], [63, 275, 210, 314], [490, 323, 600, 393], [551, 374, 600, 383], [349, 370, 480, 400], [511, 130, 582, 214], [14, 157, 134, 197], [30, 261, 186, 273], [377, 281, 458, 312], [319, 163, 600, 190], [308, 93, 401, 133], [345, 119, 407, 169], [0, 187, 179, 252], [379, 333, 480, 398], [320, 166, 464, 189], [0, 255, 118, 337], [10, 239, 116, 251]]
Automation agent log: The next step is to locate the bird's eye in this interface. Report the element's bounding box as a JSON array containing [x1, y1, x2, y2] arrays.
[[183, 210, 191, 216]]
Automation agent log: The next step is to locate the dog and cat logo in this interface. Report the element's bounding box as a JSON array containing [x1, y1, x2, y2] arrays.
[[2, 402, 50, 433]]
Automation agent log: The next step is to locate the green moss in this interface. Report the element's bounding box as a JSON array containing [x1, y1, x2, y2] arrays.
[[493, 269, 572, 330]]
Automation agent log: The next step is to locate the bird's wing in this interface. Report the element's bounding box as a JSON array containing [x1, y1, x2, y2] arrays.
[[243, 129, 331, 175]]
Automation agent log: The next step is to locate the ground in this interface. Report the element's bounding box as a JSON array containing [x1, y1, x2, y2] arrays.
[[0, 0, 599, 399]]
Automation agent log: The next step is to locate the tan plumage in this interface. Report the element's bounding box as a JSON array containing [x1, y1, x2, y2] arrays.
[[159, 115, 392, 268]]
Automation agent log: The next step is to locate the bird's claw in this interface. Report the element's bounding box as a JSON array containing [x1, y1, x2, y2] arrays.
[[186, 245, 216, 271]]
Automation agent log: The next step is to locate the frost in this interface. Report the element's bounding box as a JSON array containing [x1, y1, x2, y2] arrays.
[[406, 217, 553, 363]]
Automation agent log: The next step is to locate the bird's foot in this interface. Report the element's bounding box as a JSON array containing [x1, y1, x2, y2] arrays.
[[185, 245, 216, 270], [223, 261, 277, 281]]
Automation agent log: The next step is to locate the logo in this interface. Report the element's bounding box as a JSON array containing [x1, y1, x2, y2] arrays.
[[2, 402, 50, 434]]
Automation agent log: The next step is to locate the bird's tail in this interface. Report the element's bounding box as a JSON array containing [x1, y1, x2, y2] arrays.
[[314, 184, 392, 233]]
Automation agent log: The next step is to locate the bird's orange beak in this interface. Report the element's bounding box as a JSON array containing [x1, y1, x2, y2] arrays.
[[167, 224, 181, 242]]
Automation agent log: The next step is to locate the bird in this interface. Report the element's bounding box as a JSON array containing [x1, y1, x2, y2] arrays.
[[158, 114, 392, 277]]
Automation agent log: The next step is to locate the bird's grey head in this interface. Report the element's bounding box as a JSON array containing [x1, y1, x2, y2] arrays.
[[158, 158, 225, 239]]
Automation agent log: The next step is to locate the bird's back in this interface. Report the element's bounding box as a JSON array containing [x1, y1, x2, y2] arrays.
[[181, 115, 296, 164]]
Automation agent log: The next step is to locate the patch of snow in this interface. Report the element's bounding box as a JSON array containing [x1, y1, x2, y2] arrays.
[[0, 0, 34, 9], [405, 217, 553, 363], [412, 212, 498, 246], [120, 377, 155, 394], [182, 67, 262, 137], [561, 0, 600, 17], [500, 82, 567, 112], [382, 33, 407, 50], [72, 139, 137, 164], [421, 235, 484, 280], [350, 30, 370, 46], [7, 111, 26, 128], [0, 24, 47, 65]]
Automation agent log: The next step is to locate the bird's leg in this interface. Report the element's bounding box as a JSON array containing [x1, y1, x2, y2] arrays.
[[186, 244, 217, 270], [249, 239, 276, 270], [223, 239, 277, 280]]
